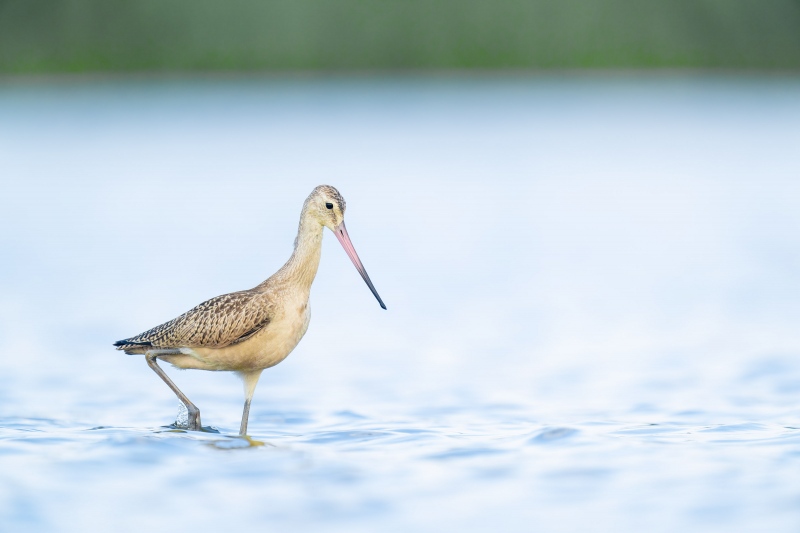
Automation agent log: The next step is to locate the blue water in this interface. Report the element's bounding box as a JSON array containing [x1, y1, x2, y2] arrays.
[[1, 74, 800, 532]]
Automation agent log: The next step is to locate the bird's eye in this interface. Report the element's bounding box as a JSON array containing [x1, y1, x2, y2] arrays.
[[326, 203, 334, 209]]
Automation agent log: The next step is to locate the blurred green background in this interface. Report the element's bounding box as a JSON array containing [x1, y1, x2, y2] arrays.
[[1, 0, 799, 73]]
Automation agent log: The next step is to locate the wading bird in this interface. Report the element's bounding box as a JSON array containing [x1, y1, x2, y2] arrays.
[[114, 185, 385, 435]]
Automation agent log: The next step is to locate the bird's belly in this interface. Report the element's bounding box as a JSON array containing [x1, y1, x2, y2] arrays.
[[175, 306, 311, 372]]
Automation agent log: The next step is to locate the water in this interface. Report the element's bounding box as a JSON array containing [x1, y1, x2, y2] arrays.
[[1, 74, 800, 532]]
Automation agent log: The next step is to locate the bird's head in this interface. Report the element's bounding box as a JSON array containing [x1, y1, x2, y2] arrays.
[[306, 184, 347, 230], [304, 185, 386, 310]]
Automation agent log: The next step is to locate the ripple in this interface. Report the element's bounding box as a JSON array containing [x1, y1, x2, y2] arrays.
[[529, 427, 579, 444], [302, 430, 396, 445], [697, 423, 770, 433], [427, 447, 507, 460]]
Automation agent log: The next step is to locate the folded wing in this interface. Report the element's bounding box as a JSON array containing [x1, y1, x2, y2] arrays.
[[114, 290, 272, 353]]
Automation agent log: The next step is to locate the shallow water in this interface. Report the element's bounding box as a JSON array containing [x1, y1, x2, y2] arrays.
[[1, 74, 800, 532]]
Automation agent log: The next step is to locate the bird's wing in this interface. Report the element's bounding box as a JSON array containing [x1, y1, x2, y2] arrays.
[[115, 290, 272, 350]]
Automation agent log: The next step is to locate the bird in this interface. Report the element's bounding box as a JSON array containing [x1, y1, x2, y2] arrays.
[[114, 185, 386, 436]]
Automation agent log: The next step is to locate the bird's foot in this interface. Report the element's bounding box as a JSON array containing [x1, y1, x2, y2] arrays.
[[187, 407, 202, 431], [174, 402, 202, 431]]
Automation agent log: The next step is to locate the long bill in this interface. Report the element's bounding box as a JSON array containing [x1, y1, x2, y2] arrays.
[[333, 221, 387, 310]]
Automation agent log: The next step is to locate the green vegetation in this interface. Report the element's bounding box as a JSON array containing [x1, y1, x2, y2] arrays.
[[1, 0, 799, 72]]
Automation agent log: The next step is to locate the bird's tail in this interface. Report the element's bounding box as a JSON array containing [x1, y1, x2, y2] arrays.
[[113, 338, 152, 355]]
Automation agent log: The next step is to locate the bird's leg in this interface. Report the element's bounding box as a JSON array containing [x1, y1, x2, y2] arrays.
[[239, 370, 263, 436], [240, 398, 252, 436], [145, 352, 202, 431]]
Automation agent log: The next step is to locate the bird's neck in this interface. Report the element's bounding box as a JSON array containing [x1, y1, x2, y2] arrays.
[[269, 212, 324, 292]]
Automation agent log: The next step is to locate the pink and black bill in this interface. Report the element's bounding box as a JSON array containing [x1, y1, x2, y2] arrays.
[[334, 222, 387, 310]]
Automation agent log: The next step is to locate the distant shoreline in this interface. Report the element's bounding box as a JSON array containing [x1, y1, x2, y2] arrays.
[[2, 69, 800, 85], [2, 0, 800, 74]]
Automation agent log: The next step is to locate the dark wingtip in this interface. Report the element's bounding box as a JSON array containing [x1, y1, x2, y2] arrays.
[[380, 302, 387, 310], [113, 339, 152, 348]]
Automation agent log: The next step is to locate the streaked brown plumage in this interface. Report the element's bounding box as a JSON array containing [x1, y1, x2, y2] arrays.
[[114, 185, 385, 436], [116, 290, 273, 352]]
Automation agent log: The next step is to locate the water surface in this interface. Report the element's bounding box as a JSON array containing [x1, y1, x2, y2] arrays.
[[1, 74, 800, 532]]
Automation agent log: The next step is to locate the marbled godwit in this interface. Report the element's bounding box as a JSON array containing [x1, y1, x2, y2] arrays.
[[114, 185, 385, 435]]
